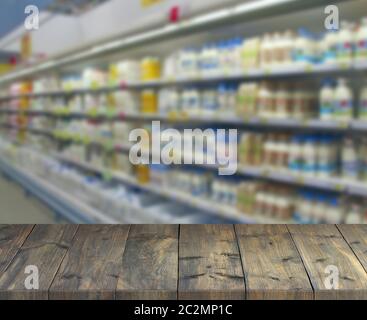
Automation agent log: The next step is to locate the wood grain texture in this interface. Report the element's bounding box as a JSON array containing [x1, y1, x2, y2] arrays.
[[178, 224, 245, 300], [288, 224, 367, 300], [0, 225, 34, 274], [50, 225, 130, 300], [235, 224, 313, 300], [116, 225, 178, 300], [0, 225, 78, 300], [337, 225, 367, 273]]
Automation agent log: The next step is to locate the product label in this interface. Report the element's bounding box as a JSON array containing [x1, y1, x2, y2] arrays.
[[320, 101, 334, 116], [337, 42, 353, 59], [323, 45, 337, 61], [360, 99, 367, 118], [335, 99, 353, 116], [292, 50, 314, 64], [302, 161, 317, 173], [289, 158, 302, 172], [357, 39, 367, 58], [343, 161, 360, 178], [317, 163, 336, 174]]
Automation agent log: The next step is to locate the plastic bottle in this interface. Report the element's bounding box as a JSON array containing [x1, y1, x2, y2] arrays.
[[327, 197, 344, 223], [272, 32, 282, 68], [281, 30, 295, 66], [319, 79, 335, 120], [202, 89, 218, 115], [336, 21, 354, 64], [302, 192, 315, 224], [257, 82, 273, 118], [226, 85, 237, 116], [356, 17, 367, 61], [323, 30, 338, 64], [360, 138, 367, 181], [260, 34, 272, 68], [293, 28, 314, 66], [207, 43, 220, 77], [359, 81, 367, 120], [183, 88, 201, 115], [241, 37, 260, 69], [141, 57, 161, 81], [141, 90, 157, 113], [345, 204, 363, 224], [317, 136, 337, 178], [292, 85, 308, 119], [302, 135, 318, 175], [179, 48, 198, 78], [288, 135, 303, 174], [275, 84, 291, 118], [342, 138, 360, 180], [334, 78, 354, 120], [218, 83, 228, 114], [313, 195, 326, 223]]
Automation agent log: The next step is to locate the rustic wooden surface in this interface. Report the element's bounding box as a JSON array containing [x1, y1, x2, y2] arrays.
[[0, 224, 366, 300]]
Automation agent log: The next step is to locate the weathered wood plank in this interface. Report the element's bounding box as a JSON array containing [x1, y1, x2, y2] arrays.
[[0, 225, 34, 274], [50, 225, 130, 300], [178, 224, 245, 300], [0, 225, 78, 300], [337, 225, 367, 273], [116, 225, 178, 300], [235, 224, 313, 299], [288, 224, 367, 300]]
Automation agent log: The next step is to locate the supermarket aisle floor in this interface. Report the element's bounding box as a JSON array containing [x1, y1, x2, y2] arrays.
[[0, 174, 58, 224]]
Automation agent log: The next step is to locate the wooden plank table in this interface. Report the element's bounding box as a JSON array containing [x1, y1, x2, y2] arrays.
[[0, 224, 366, 300]]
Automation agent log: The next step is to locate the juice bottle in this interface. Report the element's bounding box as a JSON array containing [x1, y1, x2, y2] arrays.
[[141, 90, 157, 113]]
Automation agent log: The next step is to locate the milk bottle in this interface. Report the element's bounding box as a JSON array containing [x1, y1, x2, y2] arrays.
[[323, 30, 338, 64], [359, 81, 367, 119], [334, 78, 353, 120], [337, 21, 354, 64], [342, 138, 360, 180], [319, 80, 335, 120], [356, 17, 367, 61]]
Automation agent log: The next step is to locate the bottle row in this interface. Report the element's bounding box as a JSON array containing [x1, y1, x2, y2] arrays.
[[2, 111, 367, 184], [239, 133, 367, 182], [1, 17, 367, 98], [3, 77, 367, 123], [3, 128, 367, 224]]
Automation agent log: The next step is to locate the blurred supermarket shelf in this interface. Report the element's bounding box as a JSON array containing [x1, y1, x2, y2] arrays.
[[1, 109, 367, 132], [54, 154, 269, 223], [0, 0, 348, 86], [2, 122, 367, 198], [1, 60, 367, 101], [0, 157, 118, 224]]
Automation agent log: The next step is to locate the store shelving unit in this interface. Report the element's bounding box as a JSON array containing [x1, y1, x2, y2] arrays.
[[0, 0, 365, 224], [0, 60, 366, 102], [1, 109, 366, 133], [0, 0, 347, 86], [54, 153, 290, 224], [0, 156, 119, 224]]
